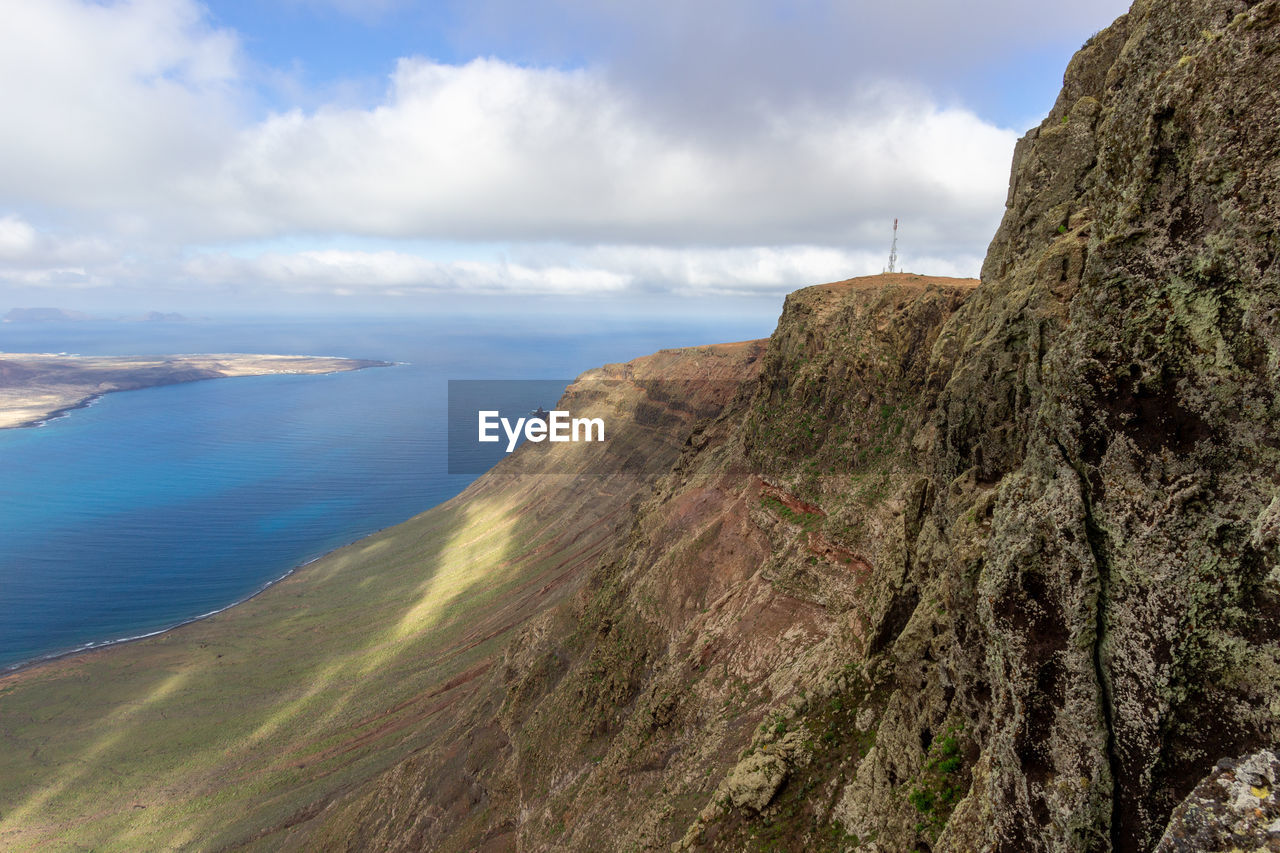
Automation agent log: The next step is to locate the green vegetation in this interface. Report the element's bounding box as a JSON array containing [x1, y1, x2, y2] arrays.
[[759, 495, 823, 532], [909, 726, 969, 843], [707, 670, 885, 853]]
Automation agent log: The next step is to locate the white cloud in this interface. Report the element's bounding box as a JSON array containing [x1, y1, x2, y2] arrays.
[[0, 0, 240, 216], [572, 245, 984, 294], [0, 216, 38, 259], [0, 0, 1042, 307], [176, 242, 983, 300], [183, 248, 629, 296], [0, 214, 125, 289], [0, 2, 1016, 248], [194, 58, 1015, 251]]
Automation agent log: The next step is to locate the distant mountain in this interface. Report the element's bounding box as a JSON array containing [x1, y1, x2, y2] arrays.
[[2, 307, 95, 323]]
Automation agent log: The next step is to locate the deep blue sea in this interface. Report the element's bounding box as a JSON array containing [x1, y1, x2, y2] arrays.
[[0, 313, 771, 671]]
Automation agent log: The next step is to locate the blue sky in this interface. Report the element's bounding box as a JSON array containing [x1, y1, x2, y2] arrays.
[[0, 0, 1132, 316]]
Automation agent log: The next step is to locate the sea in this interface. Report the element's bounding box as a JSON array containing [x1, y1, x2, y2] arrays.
[[0, 312, 771, 672]]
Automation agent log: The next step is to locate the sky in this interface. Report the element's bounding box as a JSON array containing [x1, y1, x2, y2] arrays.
[[0, 0, 1133, 318]]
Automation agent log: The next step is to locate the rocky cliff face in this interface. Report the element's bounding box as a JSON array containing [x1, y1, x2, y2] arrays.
[[907, 2, 1280, 849]]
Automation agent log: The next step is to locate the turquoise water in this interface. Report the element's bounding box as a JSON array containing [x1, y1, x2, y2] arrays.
[[0, 314, 770, 670]]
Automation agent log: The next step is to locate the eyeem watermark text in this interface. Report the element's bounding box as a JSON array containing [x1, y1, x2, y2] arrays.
[[478, 410, 605, 452]]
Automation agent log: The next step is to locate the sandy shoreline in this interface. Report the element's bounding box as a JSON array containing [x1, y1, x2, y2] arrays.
[[8, 390, 107, 429], [0, 564, 303, 676]]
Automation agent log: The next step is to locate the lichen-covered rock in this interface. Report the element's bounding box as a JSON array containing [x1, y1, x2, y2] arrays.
[[1155, 751, 1280, 852], [723, 745, 790, 812]]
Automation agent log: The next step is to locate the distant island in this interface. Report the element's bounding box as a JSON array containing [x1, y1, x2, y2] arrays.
[[3, 307, 198, 323], [2, 307, 97, 323], [0, 352, 391, 429], [136, 311, 190, 323]]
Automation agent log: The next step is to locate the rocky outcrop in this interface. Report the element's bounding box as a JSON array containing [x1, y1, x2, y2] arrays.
[[1155, 750, 1280, 852]]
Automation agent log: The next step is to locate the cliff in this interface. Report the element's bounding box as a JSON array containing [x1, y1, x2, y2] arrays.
[[301, 274, 978, 852], [900, 2, 1280, 849], [2, 0, 1279, 850]]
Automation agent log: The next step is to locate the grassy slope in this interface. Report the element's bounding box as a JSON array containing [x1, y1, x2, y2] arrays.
[[2, 478, 572, 850], [0, 341, 764, 851]]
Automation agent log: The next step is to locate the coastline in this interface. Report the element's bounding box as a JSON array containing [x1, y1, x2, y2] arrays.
[[0, 565, 300, 677], [0, 521, 405, 679], [0, 335, 766, 848], [0, 353, 393, 430], [0, 353, 402, 676], [8, 390, 106, 430]]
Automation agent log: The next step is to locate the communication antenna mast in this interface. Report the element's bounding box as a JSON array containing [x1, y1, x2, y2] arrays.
[[885, 218, 899, 274]]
